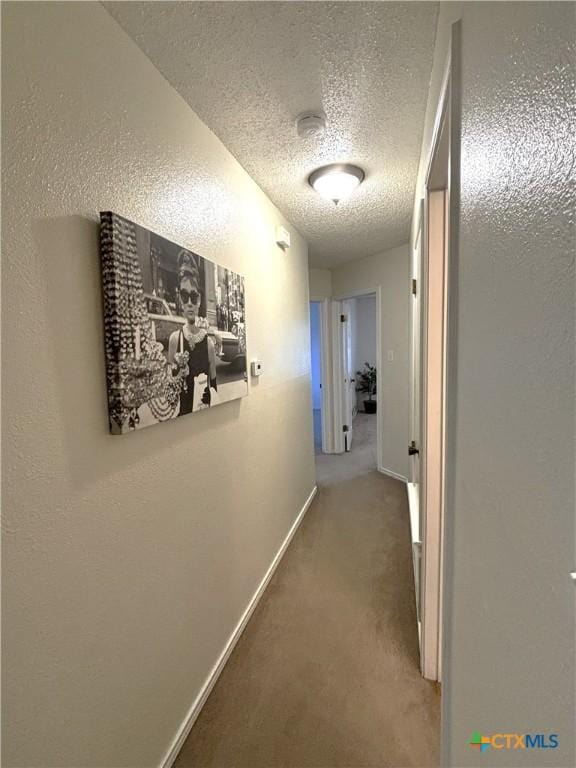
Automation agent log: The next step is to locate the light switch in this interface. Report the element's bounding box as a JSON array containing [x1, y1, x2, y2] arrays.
[[387, 350, 394, 362]]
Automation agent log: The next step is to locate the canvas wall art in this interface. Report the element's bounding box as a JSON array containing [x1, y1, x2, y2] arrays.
[[99, 212, 248, 434]]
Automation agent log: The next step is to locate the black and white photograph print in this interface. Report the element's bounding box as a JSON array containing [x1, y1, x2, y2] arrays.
[[99, 212, 248, 434]]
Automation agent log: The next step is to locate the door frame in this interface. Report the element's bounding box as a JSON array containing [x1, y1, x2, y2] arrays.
[[416, 30, 458, 682], [332, 287, 383, 469], [330, 299, 346, 454], [309, 299, 334, 454], [409, 200, 424, 486], [339, 297, 358, 452], [407, 201, 424, 641]]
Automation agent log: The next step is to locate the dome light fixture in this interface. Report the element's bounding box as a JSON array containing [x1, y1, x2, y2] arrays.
[[308, 163, 365, 204]]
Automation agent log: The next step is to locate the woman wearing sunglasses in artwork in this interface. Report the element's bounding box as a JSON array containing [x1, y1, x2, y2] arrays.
[[168, 250, 218, 415]]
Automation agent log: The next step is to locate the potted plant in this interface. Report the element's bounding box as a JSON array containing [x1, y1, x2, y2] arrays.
[[356, 362, 377, 413]]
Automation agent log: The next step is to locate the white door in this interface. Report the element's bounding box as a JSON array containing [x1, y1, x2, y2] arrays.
[[341, 300, 356, 451], [408, 204, 424, 635], [410, 210, 423, 490], [421, 188, 448, 682]]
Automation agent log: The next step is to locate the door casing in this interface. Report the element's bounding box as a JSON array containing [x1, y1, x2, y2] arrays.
[[309, 299, 334, 454], [413, 39, 455, 682]]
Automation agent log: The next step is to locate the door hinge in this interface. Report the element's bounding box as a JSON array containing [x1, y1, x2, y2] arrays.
[[343, 424, 349, 433], [408, 440, 420, 456], [412, 278, 417, 296]]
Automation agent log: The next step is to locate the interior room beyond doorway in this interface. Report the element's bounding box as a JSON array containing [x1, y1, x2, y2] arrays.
[[353, 294, 377, 419]]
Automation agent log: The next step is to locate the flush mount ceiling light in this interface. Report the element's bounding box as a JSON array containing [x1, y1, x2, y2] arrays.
[[308, 163, 365, 204]]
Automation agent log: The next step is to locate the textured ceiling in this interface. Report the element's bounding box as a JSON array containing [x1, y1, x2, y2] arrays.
[[105, 2, 439, 268]]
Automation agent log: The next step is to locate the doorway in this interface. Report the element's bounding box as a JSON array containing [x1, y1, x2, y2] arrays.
[[330, 289, 381, 470], [309, 301, 323, 454], [342, 295, 377, 462]]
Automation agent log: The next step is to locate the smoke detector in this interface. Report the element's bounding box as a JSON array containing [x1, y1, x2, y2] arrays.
[[296, 111, 326, 140]]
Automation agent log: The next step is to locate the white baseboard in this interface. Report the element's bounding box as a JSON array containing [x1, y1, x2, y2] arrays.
[[378, 466, 408, 483], [159, 485, 318, 768]]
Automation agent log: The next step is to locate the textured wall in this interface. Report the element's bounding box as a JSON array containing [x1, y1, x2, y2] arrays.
[[414, 3, 575, 765], [1, 3, 315, 766], [332, 244, 410, 479]]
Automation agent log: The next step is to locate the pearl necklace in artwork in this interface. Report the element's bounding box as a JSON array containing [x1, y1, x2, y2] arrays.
[[182, 322, 207, 350]]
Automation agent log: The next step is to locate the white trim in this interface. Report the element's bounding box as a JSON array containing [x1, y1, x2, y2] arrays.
[[374, 287, 383, 472], [421, 189, 447, 682], [309, 299, 334, 454], [409, 200, 424, 487], [407, 482, 423, 644], [419, 40, 453, 685], [159, 485, 318, 768], [412, 197, 424, 252], [330, 300, 346, 454], [408, 217, 423, 661], [424, 52, 452, 190], [340, 298, 356, 451], [333, 287, 376, 301], [440, 20, 462, 765], [406, 482, 420, 544], [318, 299, 333, 454], [378, 466, 408, 483]]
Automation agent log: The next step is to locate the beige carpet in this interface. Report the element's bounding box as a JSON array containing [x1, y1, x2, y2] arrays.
[[313, 408, 322, 455], [175, 415, 440, 768]]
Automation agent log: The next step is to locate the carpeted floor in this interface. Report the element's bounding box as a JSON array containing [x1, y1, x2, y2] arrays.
[[315, 412, 378, 485], [175, 414, 440, 768], [313, 408, 322, 455]]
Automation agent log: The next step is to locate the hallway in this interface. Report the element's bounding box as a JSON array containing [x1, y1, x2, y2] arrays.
[[175, 416, 440, 767], [3, 4, 574, 766]]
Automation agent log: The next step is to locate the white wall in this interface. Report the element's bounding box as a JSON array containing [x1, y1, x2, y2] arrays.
[[413, 3, 575, 765], [309, 267, 332, 300], [332, 245, 410, 479], [353, 296, 377, 411], [1, 4, 316, 766]]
